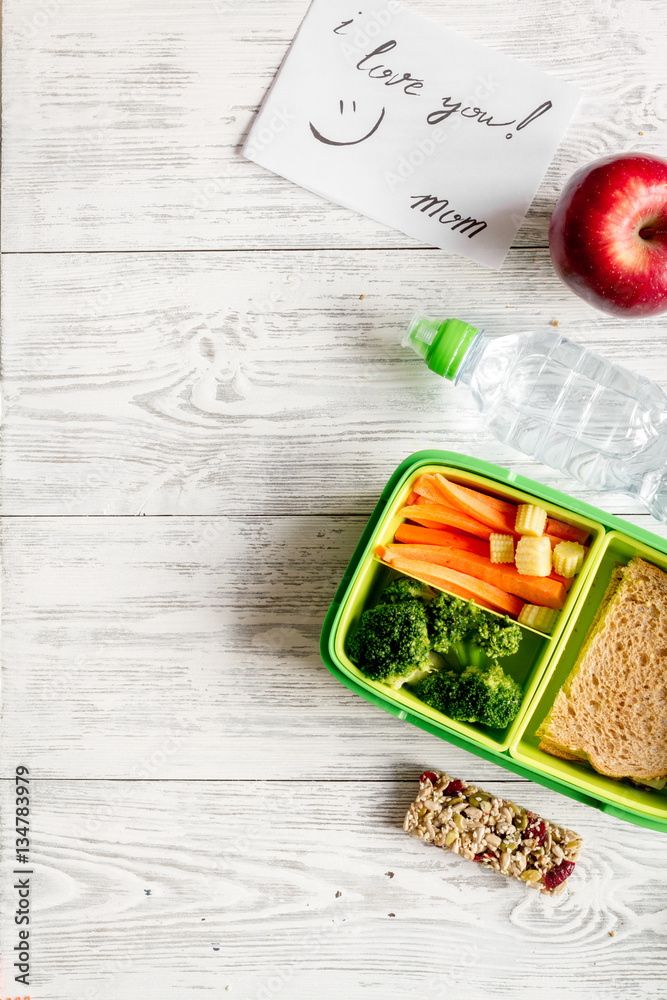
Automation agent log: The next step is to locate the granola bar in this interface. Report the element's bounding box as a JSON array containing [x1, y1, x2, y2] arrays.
[[404, 770, 582, 895]]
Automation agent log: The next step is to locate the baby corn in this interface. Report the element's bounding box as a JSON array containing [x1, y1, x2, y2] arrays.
[[553, 541, 585, 578], [489, 533, 514, 564], [515, 503, 548, 537], [518, 604, 559, 634], [515, 535, 552, 577]]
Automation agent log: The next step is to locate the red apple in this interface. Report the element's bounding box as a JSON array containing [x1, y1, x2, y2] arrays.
[[548, 152, 667, 317]]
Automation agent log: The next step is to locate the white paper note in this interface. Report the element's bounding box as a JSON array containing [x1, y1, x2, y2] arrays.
[[243, 0, 581, 269]]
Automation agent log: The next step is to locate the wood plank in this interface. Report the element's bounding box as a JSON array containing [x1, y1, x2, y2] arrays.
[[4, 249, 667, 518], [1, 777, 666, 999], [3, 0, 665, 251]]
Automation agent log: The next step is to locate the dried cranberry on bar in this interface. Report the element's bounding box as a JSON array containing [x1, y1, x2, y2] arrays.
[[405, 770, 582, 895]]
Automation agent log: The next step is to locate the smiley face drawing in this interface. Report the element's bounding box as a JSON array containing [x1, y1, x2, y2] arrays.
[[309, 99, 386, 146]]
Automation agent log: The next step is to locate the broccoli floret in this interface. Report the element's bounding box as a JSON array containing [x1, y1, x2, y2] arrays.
[[348, 600, 432, 689], [427, 592, 521, 667], [414, 661, 522, 729], [380, 577, 433, 605], [427, 593, 476, 655], [348, 578, 523, 719], [463, 662, 523, 727], [414, 668, 480, 720], [467, 613, 522, 662]]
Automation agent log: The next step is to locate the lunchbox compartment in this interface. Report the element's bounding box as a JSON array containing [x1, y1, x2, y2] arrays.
[[329, 458, 605, 753], [334, 561, 550, 753], [510, 530, 667, 823]]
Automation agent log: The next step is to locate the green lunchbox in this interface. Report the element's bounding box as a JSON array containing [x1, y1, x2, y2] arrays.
[[320, 449, 667, 832]]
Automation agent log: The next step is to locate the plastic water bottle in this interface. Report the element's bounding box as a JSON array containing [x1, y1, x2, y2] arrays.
[[403, 315, 667, 521]]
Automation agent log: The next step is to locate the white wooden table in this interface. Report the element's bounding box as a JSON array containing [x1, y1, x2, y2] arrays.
[[2, 1, 667, 997]]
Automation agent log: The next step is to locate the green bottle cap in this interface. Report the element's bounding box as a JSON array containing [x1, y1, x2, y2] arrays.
[[403, 315, 479, 381]]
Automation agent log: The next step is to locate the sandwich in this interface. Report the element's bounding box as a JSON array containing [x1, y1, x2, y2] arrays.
[[537, 556, 667, 784]]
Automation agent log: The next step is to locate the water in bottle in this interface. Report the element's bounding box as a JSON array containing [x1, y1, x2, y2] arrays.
[[403, 315, 667, 521]]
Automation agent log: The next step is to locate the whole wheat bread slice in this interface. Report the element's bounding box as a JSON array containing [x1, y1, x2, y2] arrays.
[[537, 556, 667, 781]]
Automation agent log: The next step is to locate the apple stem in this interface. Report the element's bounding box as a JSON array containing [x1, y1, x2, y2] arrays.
[[639, 225, 667, 240]]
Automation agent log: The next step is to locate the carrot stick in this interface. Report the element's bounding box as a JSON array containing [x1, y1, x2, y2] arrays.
[[376, 546, 524, 617], [394, 522, 490, 555], [457, 485, 589, 546], [400, 504, 492, 540], [545, 518, 589, 545], [415, 495, 449, 509], [414, 499, 573, 551], [384, 543, 567, 609], [399, 510, 575, 585], [460, 485, 586, 545], [456, 483, 587, 546], [414, 471, 590, 547], [434, 474, 516, 533], [405, 515, 450, 530], [411, 474, 453, 506], [451, 482, 516, 517], [397, 520, 570, 586], [414, 473, 516, 516]]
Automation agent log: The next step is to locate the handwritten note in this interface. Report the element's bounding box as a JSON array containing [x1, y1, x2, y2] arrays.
[[243, 0, 581, 268]]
